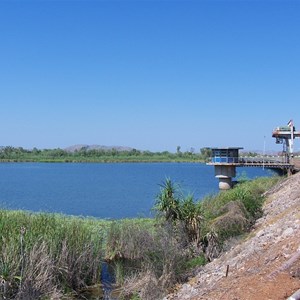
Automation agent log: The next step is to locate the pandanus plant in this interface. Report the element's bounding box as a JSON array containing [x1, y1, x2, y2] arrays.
[[154, 179, 181, 222], [180, 195, 203, 244], [155, 179, 203, 243]]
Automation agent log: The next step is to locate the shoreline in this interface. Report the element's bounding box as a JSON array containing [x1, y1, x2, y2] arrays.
[[0, 176, 280, 299], [0, 158, 206, 163]]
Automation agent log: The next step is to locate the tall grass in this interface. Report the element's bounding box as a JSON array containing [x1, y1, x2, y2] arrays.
[[0, 210, 106, 299], [0, 175, 282, 299], [107, 221, 189, 300]]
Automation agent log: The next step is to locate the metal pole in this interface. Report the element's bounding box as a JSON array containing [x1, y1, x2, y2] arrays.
[[263, 135, 266, 170], [290, 120, 294, 157]]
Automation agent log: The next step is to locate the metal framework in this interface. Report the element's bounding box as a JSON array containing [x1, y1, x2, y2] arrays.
[[272, 120, 300, 162]]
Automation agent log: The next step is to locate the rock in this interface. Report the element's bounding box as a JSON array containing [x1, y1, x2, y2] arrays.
[[283, 227, 294, 237], [287, 289, 300, 300]]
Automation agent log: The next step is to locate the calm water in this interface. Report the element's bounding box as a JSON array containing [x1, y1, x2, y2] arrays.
[[0, 163, 275, 219]]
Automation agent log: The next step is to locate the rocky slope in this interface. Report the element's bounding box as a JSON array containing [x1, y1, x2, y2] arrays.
[[165, 172, 300, 300]]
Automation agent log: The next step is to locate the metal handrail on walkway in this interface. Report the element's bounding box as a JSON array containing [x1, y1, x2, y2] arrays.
[[209, 156, 290, 165], [239, 156, 289, 164]]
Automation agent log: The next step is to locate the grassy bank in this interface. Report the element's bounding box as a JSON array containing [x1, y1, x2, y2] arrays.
[[0, 175, 281, 299], [0, 210, 156, 299], [0, 211, 107, 298]]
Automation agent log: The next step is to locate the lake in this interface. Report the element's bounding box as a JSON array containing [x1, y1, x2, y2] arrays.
[[0, 163, 275, 219]]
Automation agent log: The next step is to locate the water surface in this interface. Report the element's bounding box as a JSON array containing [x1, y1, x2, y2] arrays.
[[0, 163, 275, 219]]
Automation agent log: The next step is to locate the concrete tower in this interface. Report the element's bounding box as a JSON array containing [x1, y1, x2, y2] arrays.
[[208, 147, 243, 190]]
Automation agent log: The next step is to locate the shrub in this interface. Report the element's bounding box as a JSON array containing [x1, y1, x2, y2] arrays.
[[210, 201, 249, 240], [200, 176, 281, 260], [154, 179, 182, 222], [180, 195, 203, 244], [184, 254, 207, 270], [201, 176, 280, 224]]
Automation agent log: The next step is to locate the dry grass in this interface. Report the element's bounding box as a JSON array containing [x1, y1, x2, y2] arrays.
[[0, 210, 104, 299], [108, 221, 189, 300], [17, 241, 62, 300]]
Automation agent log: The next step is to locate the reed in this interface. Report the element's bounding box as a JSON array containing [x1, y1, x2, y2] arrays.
[[0, 210, 106, 298]]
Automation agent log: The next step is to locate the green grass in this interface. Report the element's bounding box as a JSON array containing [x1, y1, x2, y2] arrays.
[[0, 210, 109, 298], [0, 209, 154, 298], [200, 176, 281, 241], [0, 175, 282, 299], [185, 254, 207, 269]]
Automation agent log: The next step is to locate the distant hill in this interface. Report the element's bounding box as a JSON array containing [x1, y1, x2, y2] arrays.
[[64, 144, 135, 153]]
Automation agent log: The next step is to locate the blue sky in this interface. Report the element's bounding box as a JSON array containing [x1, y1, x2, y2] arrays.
[[0, 0, 299, 152]]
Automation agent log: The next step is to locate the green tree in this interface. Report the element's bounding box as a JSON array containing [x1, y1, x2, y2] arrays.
[[200, 147, 212, 161]]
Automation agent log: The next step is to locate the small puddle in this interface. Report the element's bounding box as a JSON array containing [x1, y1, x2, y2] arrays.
[[101, 262, 116, 300], [80, 262, 119, 300]]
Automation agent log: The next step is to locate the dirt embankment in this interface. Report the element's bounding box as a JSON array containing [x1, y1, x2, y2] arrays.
[[165, 172, 300, 300]]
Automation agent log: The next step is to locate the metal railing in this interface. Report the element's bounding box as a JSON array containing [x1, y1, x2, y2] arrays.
[[210, 156, 290, 165]]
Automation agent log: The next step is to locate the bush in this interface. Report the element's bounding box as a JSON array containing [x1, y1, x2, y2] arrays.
[[184, 254, 207, 270], [201, 176, 280, 224], [200, 176, 281, 261], [210, 201, 249, 240]]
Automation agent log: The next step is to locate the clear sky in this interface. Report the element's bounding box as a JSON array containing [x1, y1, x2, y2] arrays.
[[0, 0, 299, 153]]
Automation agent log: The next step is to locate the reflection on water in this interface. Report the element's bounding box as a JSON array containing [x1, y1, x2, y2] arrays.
[[81, 262, 119, 300], [101, 262, 115, 300]]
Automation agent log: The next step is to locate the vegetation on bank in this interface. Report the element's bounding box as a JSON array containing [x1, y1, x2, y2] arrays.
[[0, 211, 108, 299], [0, 175, 281, 299], [0, 146, 212, 163], [116, 175, 281, 299]]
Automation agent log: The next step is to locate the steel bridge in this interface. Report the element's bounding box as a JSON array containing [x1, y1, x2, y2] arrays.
[[207, 156, 300, 174]]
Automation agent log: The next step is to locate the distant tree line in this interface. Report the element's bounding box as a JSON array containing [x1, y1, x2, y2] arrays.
[[0, 146, 212, 163]]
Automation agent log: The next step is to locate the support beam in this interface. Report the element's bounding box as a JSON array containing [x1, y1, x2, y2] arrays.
[[214, 165, 236, 190], [218, 177, 232, 190]]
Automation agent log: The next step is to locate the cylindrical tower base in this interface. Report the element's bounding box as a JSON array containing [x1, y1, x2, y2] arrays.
[[218, 177, 232, 190]]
